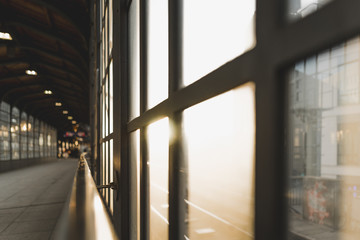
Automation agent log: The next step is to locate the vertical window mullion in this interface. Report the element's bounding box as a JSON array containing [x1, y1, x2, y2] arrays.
[[140, 0, 149, 239], [168, 0, 185, 240]]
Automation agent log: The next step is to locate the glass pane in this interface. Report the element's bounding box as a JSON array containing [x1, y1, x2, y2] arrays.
[[109, 0, 113, 52], [102, 142, 106, 195], [130, 130, 140, 240], [183, 0, 256, 86], [105, 75, 109, 136], [110, 60, 113, 133], [106, 141, 109, 204], [148, 118, 169, 240], [102, 84, 106, 138], [0, 102, 10, 161], [110, 139, 113, 214], [184, 83, 256, 240], [105, 7, 109, 68], [102, 28, 105, 79], [288, 0, 333, 21], [287, 36, 360, 239], [129, 0, 140, 120], [11, 107, 20, 160], [147, 0, 168, 109]]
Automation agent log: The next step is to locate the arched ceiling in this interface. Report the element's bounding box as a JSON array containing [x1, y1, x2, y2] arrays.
[[0, 0, 89, 133]]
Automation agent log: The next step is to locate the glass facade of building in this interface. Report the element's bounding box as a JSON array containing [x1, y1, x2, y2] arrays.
[[0, 101, 57, 161]]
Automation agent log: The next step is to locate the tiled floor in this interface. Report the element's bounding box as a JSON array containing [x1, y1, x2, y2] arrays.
[[0, 159, 78, 240]]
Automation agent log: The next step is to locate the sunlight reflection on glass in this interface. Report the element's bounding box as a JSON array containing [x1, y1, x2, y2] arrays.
[[148, 118, 169, 240], [183, 0, 256, 86], [184, 83, 255, 240], [147, 0, 168, 109]]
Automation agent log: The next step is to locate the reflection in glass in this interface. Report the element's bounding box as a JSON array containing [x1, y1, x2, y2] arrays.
[[148, 118, 169, 240], [288, 0, 333, 21], [184, 83, 255, 240], [147, 0, 168, 109], [183, 0, 255, 86], [287, 36, 360, 239]]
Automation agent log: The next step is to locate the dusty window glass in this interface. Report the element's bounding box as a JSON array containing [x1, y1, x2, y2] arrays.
[[184, 83, 255, 240], [288, 0, 333, 21], [148, 118, 169, 240], [287, 36, 360, 239], [183, 0, 255, 86]]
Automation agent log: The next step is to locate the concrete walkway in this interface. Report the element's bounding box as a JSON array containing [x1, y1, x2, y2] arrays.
[[0, 159, 78, 240]]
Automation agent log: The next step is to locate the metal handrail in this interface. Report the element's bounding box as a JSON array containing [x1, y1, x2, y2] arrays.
[[52, 153, 119, 240]]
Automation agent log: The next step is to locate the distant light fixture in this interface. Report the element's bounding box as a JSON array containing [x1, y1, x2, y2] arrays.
[[0, 32, 12, 40], [62, 110, 68, 114], [68, 116, 73, 120], [72, 120, 76, 124], [44, 90, 52, 95], [55, 102, 62, 107], [20, 122, 27, 132], [25, 70, 37, 76]]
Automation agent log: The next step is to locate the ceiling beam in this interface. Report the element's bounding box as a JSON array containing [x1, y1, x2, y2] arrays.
[[5, 20, 87, 58], [25, 0, 88, 46]]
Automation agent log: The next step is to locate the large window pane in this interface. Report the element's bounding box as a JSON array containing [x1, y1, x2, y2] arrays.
[[184, 83, 256, 240], [148, 118, 169, 240], [287, 36, 360, 239], [11, 107, 20, 160], [28, 116, 34, 158], [0, 102, 10, 161], [183, 0, 256, 86], [34, 119, 40, 158], [287, 0, 333, 21], [147, 0, 168, 109], [20, 112, 27, 159]]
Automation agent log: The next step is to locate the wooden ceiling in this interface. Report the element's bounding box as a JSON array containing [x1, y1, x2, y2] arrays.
[[0, 0, 89, 133]]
